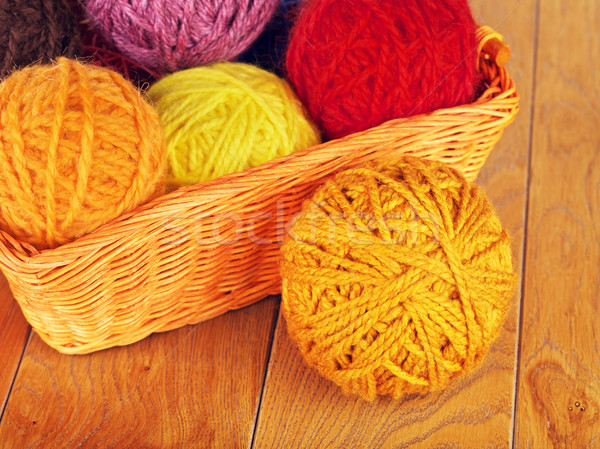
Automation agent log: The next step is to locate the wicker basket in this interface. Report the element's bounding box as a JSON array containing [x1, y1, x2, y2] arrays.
[[0, 26, 519, 354]]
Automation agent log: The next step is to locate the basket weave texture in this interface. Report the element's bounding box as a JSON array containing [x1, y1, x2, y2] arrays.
[[0, 26, 519, 354]]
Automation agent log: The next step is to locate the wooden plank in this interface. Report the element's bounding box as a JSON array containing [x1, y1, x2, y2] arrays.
[[251, 1, 536, 447], [515, 0, 600, 447], [0, 273, 30, 418], [0, 296, 278, 448]]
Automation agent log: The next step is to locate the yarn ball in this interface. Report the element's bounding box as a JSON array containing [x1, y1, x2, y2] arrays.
[[83, 0, 280, 73], [147, 62, 321, 186], [286, 0, 479, 140], [0, 0, 81, 79], [0, 58, 166, 250], [281, 157, 516, 400]]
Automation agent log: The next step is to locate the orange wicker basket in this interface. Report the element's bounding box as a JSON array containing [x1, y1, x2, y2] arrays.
[[0, 26, 518, 354]]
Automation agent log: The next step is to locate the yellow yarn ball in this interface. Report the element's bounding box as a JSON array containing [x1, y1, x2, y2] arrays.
[[0, 58, 166, 250], [147, 62, 321, 186], [281, 157, 516, 400]]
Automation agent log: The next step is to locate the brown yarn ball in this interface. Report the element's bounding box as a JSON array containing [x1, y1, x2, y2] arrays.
[[0, 0, 81, 79], [281, 158, 516, 400]]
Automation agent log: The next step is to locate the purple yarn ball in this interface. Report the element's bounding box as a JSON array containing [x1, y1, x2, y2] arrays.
[[83, 0, 280, 73]]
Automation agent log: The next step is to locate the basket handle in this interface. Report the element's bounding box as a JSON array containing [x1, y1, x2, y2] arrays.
[[477, 26, 511, 68]]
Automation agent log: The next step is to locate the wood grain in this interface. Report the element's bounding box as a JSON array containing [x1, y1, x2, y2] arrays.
[[0, 273, 29, 418], [0, 296, 278, 449], [514, 0, 600, 447], [251, 1, 536, 447]]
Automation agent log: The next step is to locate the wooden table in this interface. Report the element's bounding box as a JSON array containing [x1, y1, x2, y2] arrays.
[[1, 0, 599, 447]]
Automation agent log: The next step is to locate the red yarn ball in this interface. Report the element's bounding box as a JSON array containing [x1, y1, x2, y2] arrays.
[[286, 0, 479, 140]]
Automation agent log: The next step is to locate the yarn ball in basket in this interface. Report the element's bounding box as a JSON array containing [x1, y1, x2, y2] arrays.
[[147, 62, 321, 186], [286, 0, 479, 140], [281, 157, 516, 400], [0, 0, 81, 79], [0, 58, 166, 251], [83, 0, 280, 73]]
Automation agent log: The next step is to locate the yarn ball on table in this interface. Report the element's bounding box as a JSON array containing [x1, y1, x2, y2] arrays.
[[83, 0, 280, 73], [0, 0, 81, 79], [286, 0, 479, 140], [0, 58, 166, 251], [281, 157, 516, 400], [147, 62, 321, 187]]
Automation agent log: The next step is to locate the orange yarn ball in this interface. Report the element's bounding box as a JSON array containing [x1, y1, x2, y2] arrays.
[[0, 58, 166, 250], [281, 158, 516, 400]]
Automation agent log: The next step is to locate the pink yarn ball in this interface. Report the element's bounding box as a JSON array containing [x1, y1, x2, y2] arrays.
[[83, 0, 280, 73]]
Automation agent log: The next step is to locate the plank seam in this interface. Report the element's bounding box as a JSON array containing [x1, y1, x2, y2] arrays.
[[0, 327, 32, 424], [511, 0, 541, 446], [248, 301, 281, 449]]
